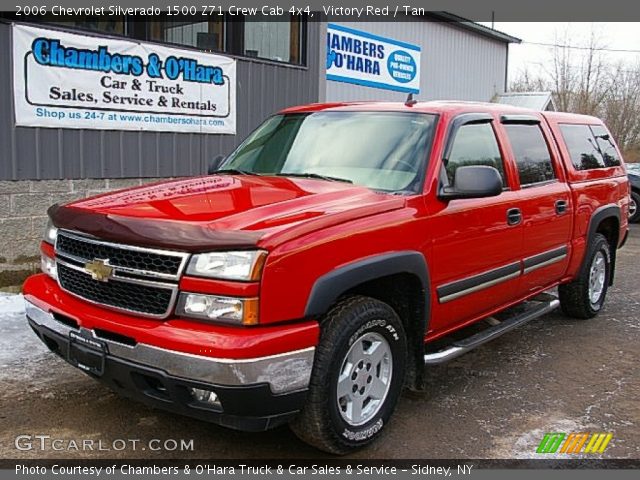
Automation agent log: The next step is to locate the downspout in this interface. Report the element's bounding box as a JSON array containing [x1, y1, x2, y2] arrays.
[[504, 43, 509, 93]]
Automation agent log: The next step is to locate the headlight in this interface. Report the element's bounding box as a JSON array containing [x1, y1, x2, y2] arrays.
[[186, 250, 267, 281], [43, 219, 58, 245], [177, 293, 259, 325]]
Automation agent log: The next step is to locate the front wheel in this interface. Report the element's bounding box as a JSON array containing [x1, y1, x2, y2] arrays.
[[559, 233, 611, 319], [290, 296, 406, 454]]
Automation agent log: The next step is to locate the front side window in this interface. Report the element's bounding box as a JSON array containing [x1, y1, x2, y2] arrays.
[[504, 124, 556, 186], [223, 112, 437, 193], [559, 124, 606, 170], [444, 123, 506, 186]]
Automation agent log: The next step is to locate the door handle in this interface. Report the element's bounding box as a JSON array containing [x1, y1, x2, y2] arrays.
[[555, 200, 568, 215], [507, 207, 522, 226]]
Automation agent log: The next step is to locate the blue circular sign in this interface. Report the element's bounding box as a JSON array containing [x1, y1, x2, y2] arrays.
[[387, 50, 417, 84]]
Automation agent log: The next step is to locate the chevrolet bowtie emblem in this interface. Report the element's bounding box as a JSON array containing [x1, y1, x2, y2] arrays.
[[84, 259, 113, 282]]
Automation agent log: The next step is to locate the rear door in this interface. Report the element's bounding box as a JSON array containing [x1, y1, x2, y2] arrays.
[[428, 114, 523, 335], [499, 115, 572, 294]]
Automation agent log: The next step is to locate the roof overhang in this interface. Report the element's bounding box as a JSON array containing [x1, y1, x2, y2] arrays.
[[427, 12, 522, 44]]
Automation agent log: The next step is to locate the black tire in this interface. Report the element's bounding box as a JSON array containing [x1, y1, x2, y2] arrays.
[[290, 295, 406, 454], [630, 190, 640, 224], [559, 233, 611, 319]]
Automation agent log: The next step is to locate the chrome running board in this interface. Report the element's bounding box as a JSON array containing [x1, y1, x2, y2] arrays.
[[424, 296, 560, 365]]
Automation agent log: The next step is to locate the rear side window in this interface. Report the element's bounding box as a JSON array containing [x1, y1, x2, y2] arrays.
[[504, 124, 556, 186], [445, 123, 506, 185], [559, 124, 620, 170], [591, 125, 621, 167]]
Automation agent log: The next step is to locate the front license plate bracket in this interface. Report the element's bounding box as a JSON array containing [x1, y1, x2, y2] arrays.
[[68, 331, 106, 376]]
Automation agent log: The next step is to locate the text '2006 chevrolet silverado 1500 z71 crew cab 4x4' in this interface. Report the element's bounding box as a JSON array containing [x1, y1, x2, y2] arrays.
[[24, 101, 630, 454]]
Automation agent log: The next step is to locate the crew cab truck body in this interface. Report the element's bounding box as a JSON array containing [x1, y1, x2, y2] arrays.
[[23, 102, 629, 453]]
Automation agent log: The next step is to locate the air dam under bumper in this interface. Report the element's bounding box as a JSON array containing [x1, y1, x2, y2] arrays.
[[25, 300, 314, 431]]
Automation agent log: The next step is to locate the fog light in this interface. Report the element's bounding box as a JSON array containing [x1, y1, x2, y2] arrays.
[[189, 387, 221, 408], [177, 293, 259, 325], [41, 255, 57, 281]]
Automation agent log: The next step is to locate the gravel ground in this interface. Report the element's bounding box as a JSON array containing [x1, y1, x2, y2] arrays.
[[0, 226, 638, 460]]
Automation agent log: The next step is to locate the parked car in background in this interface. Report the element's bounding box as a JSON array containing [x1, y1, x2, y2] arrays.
[[628, 164, 640, 223]]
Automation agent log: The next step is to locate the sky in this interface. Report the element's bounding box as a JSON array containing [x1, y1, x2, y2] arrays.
[[478, 22, 640, 86]]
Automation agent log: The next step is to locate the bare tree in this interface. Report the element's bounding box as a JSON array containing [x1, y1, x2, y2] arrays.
[[509, 68, 548, 93], [508, 24, 640, 155], [601, 63, 640, 151], [548, 27, 578, 112], [574, 28, 609, 115]]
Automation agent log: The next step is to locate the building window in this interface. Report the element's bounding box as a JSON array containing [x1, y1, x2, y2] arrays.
[[39, 16, 125, 36], [147, 19, 224, 52], [241, 15, 302, 64], [18, 14, 306, 67]]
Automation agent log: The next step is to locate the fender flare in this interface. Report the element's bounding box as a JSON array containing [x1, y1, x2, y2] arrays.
[[304, 251, 430, 318], [584, 204, 621, 285], [304, 251, 431, 390]]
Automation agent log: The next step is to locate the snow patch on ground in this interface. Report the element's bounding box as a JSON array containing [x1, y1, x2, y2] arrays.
[[0, 293, 85, 392], [0, 293, 38, 366], [0, 293, 25, 315]]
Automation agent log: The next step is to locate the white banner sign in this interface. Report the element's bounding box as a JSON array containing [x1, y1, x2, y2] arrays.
[[326, 23, 421, 94], [12, 24, 236, 133]]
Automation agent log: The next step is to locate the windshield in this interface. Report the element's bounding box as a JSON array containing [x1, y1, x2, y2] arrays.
[[222, 111, 437, 193]]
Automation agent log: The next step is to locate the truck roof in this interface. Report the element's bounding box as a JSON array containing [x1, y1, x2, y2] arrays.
[[280, 101, 603, 124]]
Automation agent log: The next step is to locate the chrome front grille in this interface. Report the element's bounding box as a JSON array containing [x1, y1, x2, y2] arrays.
[[56, 231, 186, 280], [54, 231, 189, 318], [57, 262, 176, 316]]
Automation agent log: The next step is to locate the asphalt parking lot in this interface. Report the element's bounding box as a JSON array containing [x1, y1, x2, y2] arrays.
[[1, 225, 638, 461]]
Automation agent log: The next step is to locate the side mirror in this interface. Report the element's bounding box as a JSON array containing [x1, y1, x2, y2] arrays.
[[439, 165, 503, 200], [207, 154, 225, 174]]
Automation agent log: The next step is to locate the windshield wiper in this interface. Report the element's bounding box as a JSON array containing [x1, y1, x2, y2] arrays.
[[212, 168, 261, 176], [276, 172, 353, 184]]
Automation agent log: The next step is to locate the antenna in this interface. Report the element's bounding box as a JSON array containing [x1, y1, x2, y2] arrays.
[[405, 93, 417, 107]]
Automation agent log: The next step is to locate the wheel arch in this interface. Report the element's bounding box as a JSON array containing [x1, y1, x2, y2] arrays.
[[304, 251, 430, 391], [585, 204, 621, 285]]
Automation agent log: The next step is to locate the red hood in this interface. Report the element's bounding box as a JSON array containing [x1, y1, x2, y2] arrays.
[[50, 175, 405, 251]]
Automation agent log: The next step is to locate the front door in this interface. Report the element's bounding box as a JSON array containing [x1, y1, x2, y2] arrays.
[[428, 115, 523, 336]]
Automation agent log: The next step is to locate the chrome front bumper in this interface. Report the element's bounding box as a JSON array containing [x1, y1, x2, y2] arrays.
[[25, 300, 314, 394]]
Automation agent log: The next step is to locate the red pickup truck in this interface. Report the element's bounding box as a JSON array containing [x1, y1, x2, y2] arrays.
[[24, 101, 630, 454]]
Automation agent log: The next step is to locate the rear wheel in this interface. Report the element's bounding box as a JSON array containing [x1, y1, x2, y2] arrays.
[[290, 296, 406, 454], [559, 233, 611, 319], [630, 190, 640, 224]]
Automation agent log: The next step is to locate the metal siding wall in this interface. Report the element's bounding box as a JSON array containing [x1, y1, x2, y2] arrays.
[[0, 21, 320, 181], [325, 20, 507, 103], [0, 24, 12, 181]]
